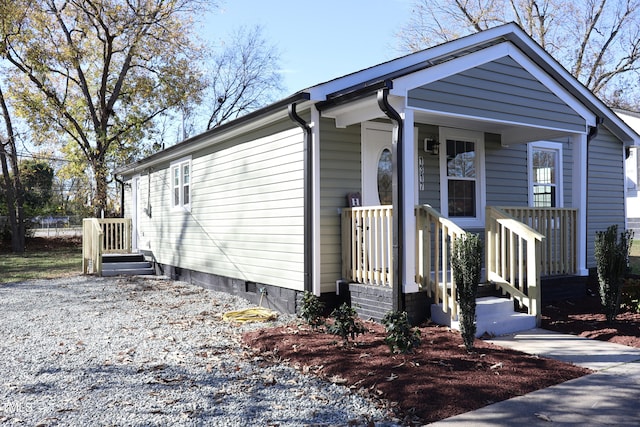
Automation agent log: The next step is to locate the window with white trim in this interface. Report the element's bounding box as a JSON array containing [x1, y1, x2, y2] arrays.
[[528, 142, 563, 207], [439, 128, 485, 227], [171, 157, 191, 210]]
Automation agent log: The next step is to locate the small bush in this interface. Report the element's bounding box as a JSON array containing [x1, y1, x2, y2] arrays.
[[299, 291, 325, 330], [451, 232, 483, 351], [621, 278, 640, 314], [595, 225, 633, 323], [327, 303, 365, 344], [382, 311, 421, 354]]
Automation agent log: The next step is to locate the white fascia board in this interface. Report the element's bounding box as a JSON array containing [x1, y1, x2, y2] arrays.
[[390, 41, 596, 128], [408, 106, 586, 144], [616, 111, 640, 146], [321, 96, 384, 128], [321, 94, 404, 128], [307, 24, 522, 101]]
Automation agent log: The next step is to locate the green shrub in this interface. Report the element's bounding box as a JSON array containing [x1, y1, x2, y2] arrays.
[[327, 303, 365, 344], [451, 232, 483, 351], [299, 291, 326, 330], [381, 311, 421, 354], [621, 278, 640, 314], [595, 225, 633, 323]]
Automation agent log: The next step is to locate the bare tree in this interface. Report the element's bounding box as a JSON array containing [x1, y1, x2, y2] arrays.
[[397, 0, 640, 107], [205, 25, 285, 130]]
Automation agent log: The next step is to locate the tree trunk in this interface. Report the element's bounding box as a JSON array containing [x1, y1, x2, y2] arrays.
[[0, 146, 22, 251], [0, 87, 25, 253], [93, 161, 109, 218]]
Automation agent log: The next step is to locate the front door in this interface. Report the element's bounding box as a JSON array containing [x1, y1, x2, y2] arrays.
[[362, 122, 393, 206]]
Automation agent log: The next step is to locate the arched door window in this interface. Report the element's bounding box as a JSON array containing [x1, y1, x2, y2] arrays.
[[377, 148, 392, 205]]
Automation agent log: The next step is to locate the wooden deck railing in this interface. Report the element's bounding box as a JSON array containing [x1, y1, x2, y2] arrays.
[[415, 204, 466, 320], [341, 204, 572, 327], [82, 218, 132, 275], [485, 207, 544, 324], [341, 206, 393, 287], [500, 207, 577, 276]]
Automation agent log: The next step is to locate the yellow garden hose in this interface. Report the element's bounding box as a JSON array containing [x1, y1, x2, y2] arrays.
[[222, 306, 278, 323]]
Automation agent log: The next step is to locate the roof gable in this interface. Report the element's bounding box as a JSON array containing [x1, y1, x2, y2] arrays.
[[310, 23, 639, 146], [407, 55, 587, 135]]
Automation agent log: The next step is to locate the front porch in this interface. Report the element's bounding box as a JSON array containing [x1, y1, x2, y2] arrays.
[[341, 204, 580, 333]]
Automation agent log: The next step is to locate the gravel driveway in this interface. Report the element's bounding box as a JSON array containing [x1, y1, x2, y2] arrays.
[[0, 275, 393, 426]]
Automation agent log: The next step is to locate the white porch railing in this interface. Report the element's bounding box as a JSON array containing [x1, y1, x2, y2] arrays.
[[341, 205, 575, 327], [415, 204, 466, 320], [500, 207, 577, 276], [82, 218, 132, 275], [341, 206, 393, 287], [485, 207, 544, 324]]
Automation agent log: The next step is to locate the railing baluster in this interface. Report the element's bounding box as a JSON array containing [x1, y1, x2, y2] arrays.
[[501, 207, 577, 277]]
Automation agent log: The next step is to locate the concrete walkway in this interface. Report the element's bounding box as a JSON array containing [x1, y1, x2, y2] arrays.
[[427, 328, 640, 426]]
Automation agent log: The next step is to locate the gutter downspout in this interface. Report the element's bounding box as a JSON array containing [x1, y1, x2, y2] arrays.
[[288, 101, 314, 294], [377, 81, 404, 312]]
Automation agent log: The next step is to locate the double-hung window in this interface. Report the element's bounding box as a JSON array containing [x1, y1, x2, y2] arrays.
[[528, 142, 562, 207], [439, 128, 485, 227], [171, 157, 191, 210]]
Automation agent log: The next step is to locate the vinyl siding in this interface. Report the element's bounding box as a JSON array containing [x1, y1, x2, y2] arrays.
[[485, 134, 528, 207], [408, 56, 585, 132], [132, 123, 306, 290], [587, 128, 626, 268], [319, 118, 362, 293], [562, 140, 574, 206], [417, 124, 440, 208]]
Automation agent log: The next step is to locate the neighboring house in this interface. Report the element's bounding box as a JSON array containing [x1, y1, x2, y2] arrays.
[[618, 110, 640, 236], [115, 23, 639, 333]]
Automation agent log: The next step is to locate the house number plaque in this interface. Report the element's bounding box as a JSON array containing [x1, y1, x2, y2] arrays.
[[418, 156, 425, 191]]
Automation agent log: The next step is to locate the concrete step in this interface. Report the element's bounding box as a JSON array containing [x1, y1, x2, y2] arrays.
[[101, 267, 155, 277], [431, 296, 536, 338], [102, 253, 145, 263], [102, 261, 151, 270], [475, 296, 515, 317], [100, 253, 154, 277], [458, 311, 536, 338]]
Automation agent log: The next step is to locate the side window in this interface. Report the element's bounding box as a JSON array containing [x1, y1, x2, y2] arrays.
[[528, 142, 562, 207], [171, 157, 192, 210], [439, 128, 485, 227]]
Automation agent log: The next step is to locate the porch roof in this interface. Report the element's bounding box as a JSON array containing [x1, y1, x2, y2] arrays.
[[307, 23, 640, 147]]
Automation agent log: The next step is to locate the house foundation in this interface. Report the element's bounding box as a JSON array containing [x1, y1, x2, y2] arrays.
[[348, 282, 429, 325], [159, 263, 299, 315]]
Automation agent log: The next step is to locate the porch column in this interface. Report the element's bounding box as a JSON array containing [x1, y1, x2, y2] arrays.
[[311, 106, 322, 295], [572, 133, 588, 276], [401, 109, 419, 293]]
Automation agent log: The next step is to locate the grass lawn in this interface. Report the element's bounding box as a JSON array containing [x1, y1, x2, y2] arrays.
[[0, 237, 82, 284]]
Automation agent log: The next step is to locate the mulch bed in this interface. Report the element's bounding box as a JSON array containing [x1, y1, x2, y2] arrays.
[[242, 321, 590, 424], [542, 284, 640, 348]]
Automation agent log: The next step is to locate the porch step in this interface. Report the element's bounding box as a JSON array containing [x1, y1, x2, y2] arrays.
[[101, 254, 155, 277], [431, 296, 536, 338], [102, 253, 146, 263]]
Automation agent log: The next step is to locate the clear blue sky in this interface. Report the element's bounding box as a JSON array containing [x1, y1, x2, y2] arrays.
[[200, 0, 414, 94]]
